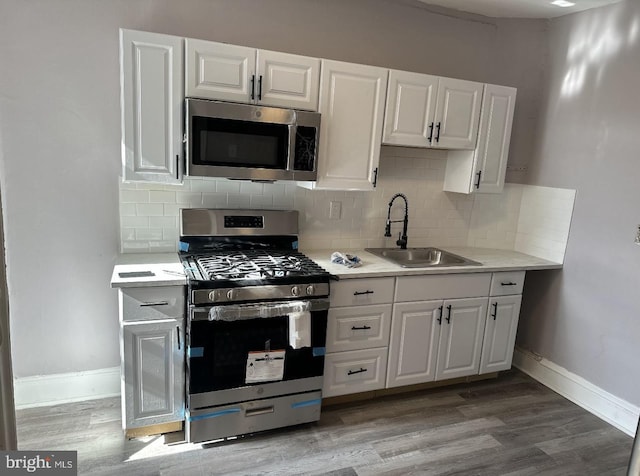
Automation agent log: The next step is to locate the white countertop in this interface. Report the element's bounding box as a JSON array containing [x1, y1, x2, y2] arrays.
[[109, 247, 562, 288], [303, 247, 562, 279], [110, 253, 186, 288]]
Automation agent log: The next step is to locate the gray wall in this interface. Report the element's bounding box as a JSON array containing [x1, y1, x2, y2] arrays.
[[0, 0, 547, 378], [518, 0, 640, 405]]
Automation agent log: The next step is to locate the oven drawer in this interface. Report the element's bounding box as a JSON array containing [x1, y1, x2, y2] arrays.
[[326, 304, 392, 353], [490, 271, 526, 296], [323, 348, 388, 398], [187, 390, 322, 443], [330, 277, 395, 308], [120, 286, 185, 321]]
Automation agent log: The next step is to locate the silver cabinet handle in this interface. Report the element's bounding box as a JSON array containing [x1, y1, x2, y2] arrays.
[[140, 301, 169, 307], [245, 406, 274, 417]]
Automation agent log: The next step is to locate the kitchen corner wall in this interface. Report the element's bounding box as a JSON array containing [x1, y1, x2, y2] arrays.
[[120, 147, 575, 261]]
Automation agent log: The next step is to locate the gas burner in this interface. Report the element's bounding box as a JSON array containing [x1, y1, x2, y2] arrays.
[[185, 249, 326, 283]]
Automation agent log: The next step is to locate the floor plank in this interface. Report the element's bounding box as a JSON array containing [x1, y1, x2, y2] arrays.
[[16, 370, 633, 475]]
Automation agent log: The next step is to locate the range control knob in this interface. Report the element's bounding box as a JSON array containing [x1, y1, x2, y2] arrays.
[[291, 286, 300, 297], [226, 289, 236, 301], [208, 291, 217, 302], [306, 285, 315, 296]]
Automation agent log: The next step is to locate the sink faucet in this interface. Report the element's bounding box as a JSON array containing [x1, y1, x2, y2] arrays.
[[385, 193, 409, 249]]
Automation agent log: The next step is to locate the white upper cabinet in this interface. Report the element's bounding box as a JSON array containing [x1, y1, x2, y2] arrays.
[[311, 60, 388, 190], [383, 70, 438, 147], [120, 29, 183, 184], [383, 72, 483, 150], [185, 39, 320, 111], [444, 84, 517, 194], [433, 78, 483, 149], [185, 39, 255, 104]]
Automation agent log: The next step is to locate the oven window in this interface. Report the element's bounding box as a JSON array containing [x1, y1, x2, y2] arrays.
[[192, 116, 288, 169], [189, 312, 326, 394]]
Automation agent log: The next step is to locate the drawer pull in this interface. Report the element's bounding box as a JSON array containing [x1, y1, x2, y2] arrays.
[[501, 282, 517, 286], [351, 325, 372, 331], [245, 406, 274, 417], [347, 367, 367, 376], [353, 290, 374, 296], [491, 302, 498, 320], [140, 301, 169, 307]]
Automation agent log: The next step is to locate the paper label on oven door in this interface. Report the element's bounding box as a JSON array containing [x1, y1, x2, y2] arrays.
[[246, 350, 285, 383]]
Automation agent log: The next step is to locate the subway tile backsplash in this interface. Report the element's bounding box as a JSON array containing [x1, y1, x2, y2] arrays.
[[118, 147, 576, 262]]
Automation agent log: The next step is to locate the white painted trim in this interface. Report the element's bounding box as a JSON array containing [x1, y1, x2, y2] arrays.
[[13, 367, 120, 409], [513, 348, 639, 437]]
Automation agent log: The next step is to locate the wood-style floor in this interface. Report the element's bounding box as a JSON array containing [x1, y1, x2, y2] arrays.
[[16, 370, 633, 475]]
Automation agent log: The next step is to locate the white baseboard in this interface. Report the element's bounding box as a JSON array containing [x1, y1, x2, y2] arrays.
[[13, 367, 120, 410], [513, 348, 639, 437]]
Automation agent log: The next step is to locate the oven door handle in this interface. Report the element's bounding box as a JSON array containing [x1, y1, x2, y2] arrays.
[[191, 299, 330, 321]]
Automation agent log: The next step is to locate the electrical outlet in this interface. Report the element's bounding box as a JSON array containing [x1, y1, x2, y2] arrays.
[[635, 225, 640, 245], [329, 201, 342, 220]]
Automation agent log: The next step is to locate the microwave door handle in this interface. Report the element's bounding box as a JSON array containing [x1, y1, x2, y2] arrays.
[[287, 123, 297, 172]]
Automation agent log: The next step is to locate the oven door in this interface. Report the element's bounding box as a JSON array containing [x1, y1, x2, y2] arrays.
[[187, 299, 328, 401]]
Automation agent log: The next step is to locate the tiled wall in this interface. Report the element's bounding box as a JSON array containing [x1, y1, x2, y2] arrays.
[[118, 147, 575, 262], [119, 146, 475, 253], [514, 185, 576, 263]]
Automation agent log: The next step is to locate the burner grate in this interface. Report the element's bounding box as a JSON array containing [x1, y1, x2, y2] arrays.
[[192, 249, 326, 281]]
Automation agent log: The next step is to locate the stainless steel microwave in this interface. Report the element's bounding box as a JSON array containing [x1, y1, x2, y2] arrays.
[[185, 98, 321, 182]]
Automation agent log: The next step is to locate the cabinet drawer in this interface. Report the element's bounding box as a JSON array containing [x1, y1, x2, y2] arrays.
[[120, 286, 185, 321], [330, 277, 395, 307], [326, 304, 392, 353], [395, 273, 491, 302], [490, 271, 525, 296], [323, 348, 388, 398]]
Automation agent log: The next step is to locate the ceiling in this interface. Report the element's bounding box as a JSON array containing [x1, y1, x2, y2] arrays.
[[415, 0, 624, 18]]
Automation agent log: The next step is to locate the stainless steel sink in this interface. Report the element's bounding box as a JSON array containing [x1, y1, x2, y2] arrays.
[[364, 247, 481, 268]]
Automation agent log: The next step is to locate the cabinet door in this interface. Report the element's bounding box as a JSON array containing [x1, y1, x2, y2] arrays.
[[382, 70, 438, 147], [315, 60, 388, 190], [442, 84, 517, 194], [473, 84, 517, 193], [122, 319, 185, 428], [479, 295, 522, 374], [323, 348, 388, 398], [386, 300, 441, 388], [120, 29, 183, 183], [432, 78, 483, 150], [256, 50, 320, 111], [326, 304, 392, 353], [185, 38, 256, 103], [435, 297, 487, 380]]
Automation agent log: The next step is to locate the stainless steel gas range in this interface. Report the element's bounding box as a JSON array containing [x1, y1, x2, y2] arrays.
[[179, 208, 331, 443]]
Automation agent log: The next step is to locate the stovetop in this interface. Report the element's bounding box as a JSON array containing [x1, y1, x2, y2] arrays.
[[181, 249, 331, 288]]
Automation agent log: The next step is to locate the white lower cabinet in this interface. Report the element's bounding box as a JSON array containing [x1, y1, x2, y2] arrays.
[[119, 286, 185, 430], [324, 271, 525, 399], [387, 300, 441, 388], [122, 319, 185, 428], [323, 348, 388, 398], [435, 297, 488, 380], [479, 271, 525, 374], [387, 296, 488, 388], [323, 277, 394, 397]]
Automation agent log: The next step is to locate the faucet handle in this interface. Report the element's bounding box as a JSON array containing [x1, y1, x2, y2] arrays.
[[396, 232, 408, 249]]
